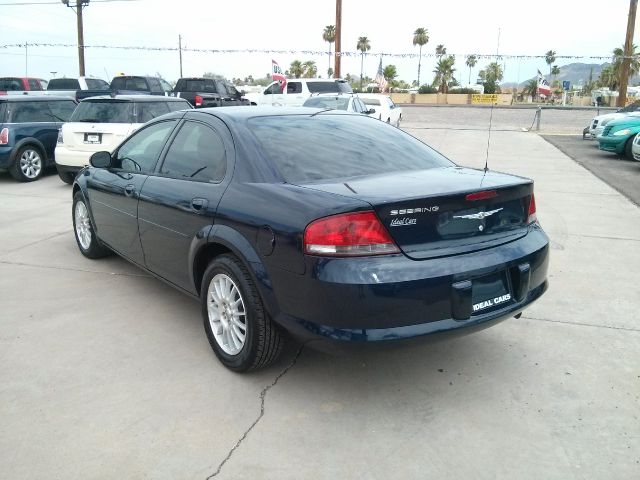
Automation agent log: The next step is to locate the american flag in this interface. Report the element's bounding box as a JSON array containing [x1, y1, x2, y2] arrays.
[[375, 57, 387, 93], [537, 69, 551, 95]]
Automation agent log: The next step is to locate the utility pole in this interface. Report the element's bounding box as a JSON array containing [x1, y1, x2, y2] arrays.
[[334, 0, 342, 78], [62, 0, 90, 77], [618, 0, 637, 107], [178, 35, 183, 78], [24, 42, 28, 77]]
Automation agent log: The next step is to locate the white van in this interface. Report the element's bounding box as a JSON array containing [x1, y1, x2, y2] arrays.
[[245, 78, 352, 107]]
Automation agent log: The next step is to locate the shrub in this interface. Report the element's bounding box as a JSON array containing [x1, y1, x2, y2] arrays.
[[448, 88, 477, 94], [418, 85, 438, 94]]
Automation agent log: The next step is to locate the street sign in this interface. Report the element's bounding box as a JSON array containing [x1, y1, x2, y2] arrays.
[[471, 94, 498, 105], [562, 80, 570, 91]]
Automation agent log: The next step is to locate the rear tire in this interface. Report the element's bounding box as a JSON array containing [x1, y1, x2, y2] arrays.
[[9, 145, 45, 182], [201, 254, 284, 372], [58, 169, 75, 185], [73, 192, 110, 259]]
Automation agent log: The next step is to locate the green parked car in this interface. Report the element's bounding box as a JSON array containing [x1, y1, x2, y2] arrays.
[[597, 114, 640, 159]]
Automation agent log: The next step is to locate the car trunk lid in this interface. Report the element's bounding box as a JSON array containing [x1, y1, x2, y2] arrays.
[[298, 167, 534, 260], [62, 122, 140, 151]]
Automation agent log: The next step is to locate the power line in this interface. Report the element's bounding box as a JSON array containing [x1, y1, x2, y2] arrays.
[[0, 0, 140, 5]]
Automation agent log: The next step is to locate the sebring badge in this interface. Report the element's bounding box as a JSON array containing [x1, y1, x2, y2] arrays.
[[390, 206, 439, 216]]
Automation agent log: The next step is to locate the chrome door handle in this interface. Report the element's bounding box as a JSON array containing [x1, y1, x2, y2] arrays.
[[124, 184, 135, 197], [191, 197, 208, 211]]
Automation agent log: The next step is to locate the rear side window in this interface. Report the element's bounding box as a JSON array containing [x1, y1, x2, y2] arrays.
[[7, 102, 54, 122], [249, 115, 452, 183], [70, 101, 134, 123], [85, 78, 109, 90], [136, 101, 170, 123], [216, 82, 228, 96], [307, 81, 353, 94], [0, 78, 24, 91], [287, 82, 302, 94], [47, 101, 77, 121], [148, 78, 163, 93], [160, 121, 226, 182], [362, 98, 381, 106], [48, 78, 80, 90]]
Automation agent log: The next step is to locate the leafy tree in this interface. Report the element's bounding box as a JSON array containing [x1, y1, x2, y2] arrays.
[[302, 60, 317, 78], [357, 36, 371, 88], [545, 50, 556, 75], [435, 44, 447, 58], [611, 44, 640, 88], [523, 78, 538, 101], [289, 60, 304, 78], [479, 62, 503, 94], [322, 25, 336, 78], [551, 65, 561, 88], [383, 65, 397, 91], [327, 67, 334, 79], [412, 27, 429, 87], [418, 85, 438, 94], [432, 56, 456, 93], [465, 55, 477, 84], [203, 72, 226, 80]]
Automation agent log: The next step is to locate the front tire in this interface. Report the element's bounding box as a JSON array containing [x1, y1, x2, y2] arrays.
[[201, 254, 284, 372], [72, 192, 110, 259], [9, 145, 45, 182], [58, 169, 76, 185], [624, 137, 634, 160]]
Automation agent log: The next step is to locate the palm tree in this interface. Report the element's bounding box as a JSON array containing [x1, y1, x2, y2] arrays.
[[357, 36, 371, 89], [435, 44, 447, 58], [612, 44, 640, 87], [412, 27, 429, 87], [302, 60, 317, 78], [465, 54, 477, 84], [322, 25, 336, 78], [545, 50, 556, 76], [523, 78, 538, 101], [289, 60, 304, 78], [551, 65, 560, 88], [382, 64, 397, 92], [432, 56, 456, 93], [479, 62, 504, 94]]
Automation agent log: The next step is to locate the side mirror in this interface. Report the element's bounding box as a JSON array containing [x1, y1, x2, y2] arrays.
[[240, 90, 246, 96], [367, 108, 376, 114], [90, 151, 112, 168]]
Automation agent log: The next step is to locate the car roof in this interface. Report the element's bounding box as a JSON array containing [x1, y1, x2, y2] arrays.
[[0, 95, 75, 103], [307, 93, 355, 97], [193, 106, 356, 121], [80, 95, 187, 102]]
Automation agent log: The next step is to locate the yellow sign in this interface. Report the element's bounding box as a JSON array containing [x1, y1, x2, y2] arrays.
[[471, 94, 498, 105]]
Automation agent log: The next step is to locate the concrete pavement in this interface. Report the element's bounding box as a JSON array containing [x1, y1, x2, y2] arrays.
[[0, 121, 638, 479]]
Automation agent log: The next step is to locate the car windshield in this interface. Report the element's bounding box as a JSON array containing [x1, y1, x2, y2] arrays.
[[249, 115, 452, 183], [303, 97, 350, 110], [70, 101, 134, 123]]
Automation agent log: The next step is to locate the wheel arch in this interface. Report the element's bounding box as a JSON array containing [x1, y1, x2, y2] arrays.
[[191, 224, 279, 317], [10, 137, 48, 164]]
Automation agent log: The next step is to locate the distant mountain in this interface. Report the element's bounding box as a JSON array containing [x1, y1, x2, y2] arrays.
[[502, 62, 639, 88]]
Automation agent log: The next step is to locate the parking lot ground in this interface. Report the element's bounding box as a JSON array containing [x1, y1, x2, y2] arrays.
[[1, 117, 640, 479], [542, 135, 640, 206]]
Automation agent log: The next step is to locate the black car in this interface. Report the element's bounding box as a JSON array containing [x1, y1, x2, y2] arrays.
[[0, 96, 77, 181], [72, 107, 549, 372]]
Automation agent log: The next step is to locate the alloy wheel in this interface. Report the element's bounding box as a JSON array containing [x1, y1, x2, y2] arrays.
[[19, 149, 42, 179], [74, 201, 92, 250], [207, 273, 247, 355]]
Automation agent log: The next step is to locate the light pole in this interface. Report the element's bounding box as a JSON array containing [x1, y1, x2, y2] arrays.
[[61, 0, 90, 77]]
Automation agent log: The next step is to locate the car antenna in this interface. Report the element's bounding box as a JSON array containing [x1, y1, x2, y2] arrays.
[[484, 27, 501, 174]]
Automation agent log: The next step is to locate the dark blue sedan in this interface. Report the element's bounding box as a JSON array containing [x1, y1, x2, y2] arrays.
[[0, 96, 77, 181], [72, 107, 549, 372]]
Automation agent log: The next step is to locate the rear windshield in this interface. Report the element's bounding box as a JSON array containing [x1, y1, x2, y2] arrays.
[[70, 101, 134, 123], [303, 97, 350, 110], [249, 115, 452, 183], [85, 78, 110, 90], [5, 100, 75, 122], [0, 78, 24, 91], [111, 77, 148, 91], [306, 81, 353, 94], [48, 78, 80, 90]]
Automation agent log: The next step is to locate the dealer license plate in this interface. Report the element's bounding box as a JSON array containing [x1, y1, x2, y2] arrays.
[[471, 271, 512, 314]]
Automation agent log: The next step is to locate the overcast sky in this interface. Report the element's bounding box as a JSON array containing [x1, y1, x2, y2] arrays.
[[0, 0, 637, 85]]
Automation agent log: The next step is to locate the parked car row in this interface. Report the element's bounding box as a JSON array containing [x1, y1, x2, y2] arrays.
[[585, 101, 640, 162]]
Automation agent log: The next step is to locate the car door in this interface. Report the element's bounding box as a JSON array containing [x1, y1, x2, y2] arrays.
[[285, 81, 304, 106], [138, 113, 232, 292], [88, 119, 178, 265], [262, 81, 285, 106]]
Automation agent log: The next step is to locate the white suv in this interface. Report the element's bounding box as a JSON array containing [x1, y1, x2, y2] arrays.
[[245, 78, 352, 107], [55, 95, 191, 183]]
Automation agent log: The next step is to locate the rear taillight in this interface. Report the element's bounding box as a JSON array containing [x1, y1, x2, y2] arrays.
[[304, 211, 400, 256], [0, 91, 7, 96], [527, 193, 537, 224], [0, 128, 8, 145], [57, 128, 63, 144], [466, 190, 497, 201], [195, 95, 203, 107]]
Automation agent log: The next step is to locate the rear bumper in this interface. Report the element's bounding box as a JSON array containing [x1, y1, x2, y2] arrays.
[[598, 136, 627, 153], [54, 145, 93, 168], [270, 226, 549, 345]]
